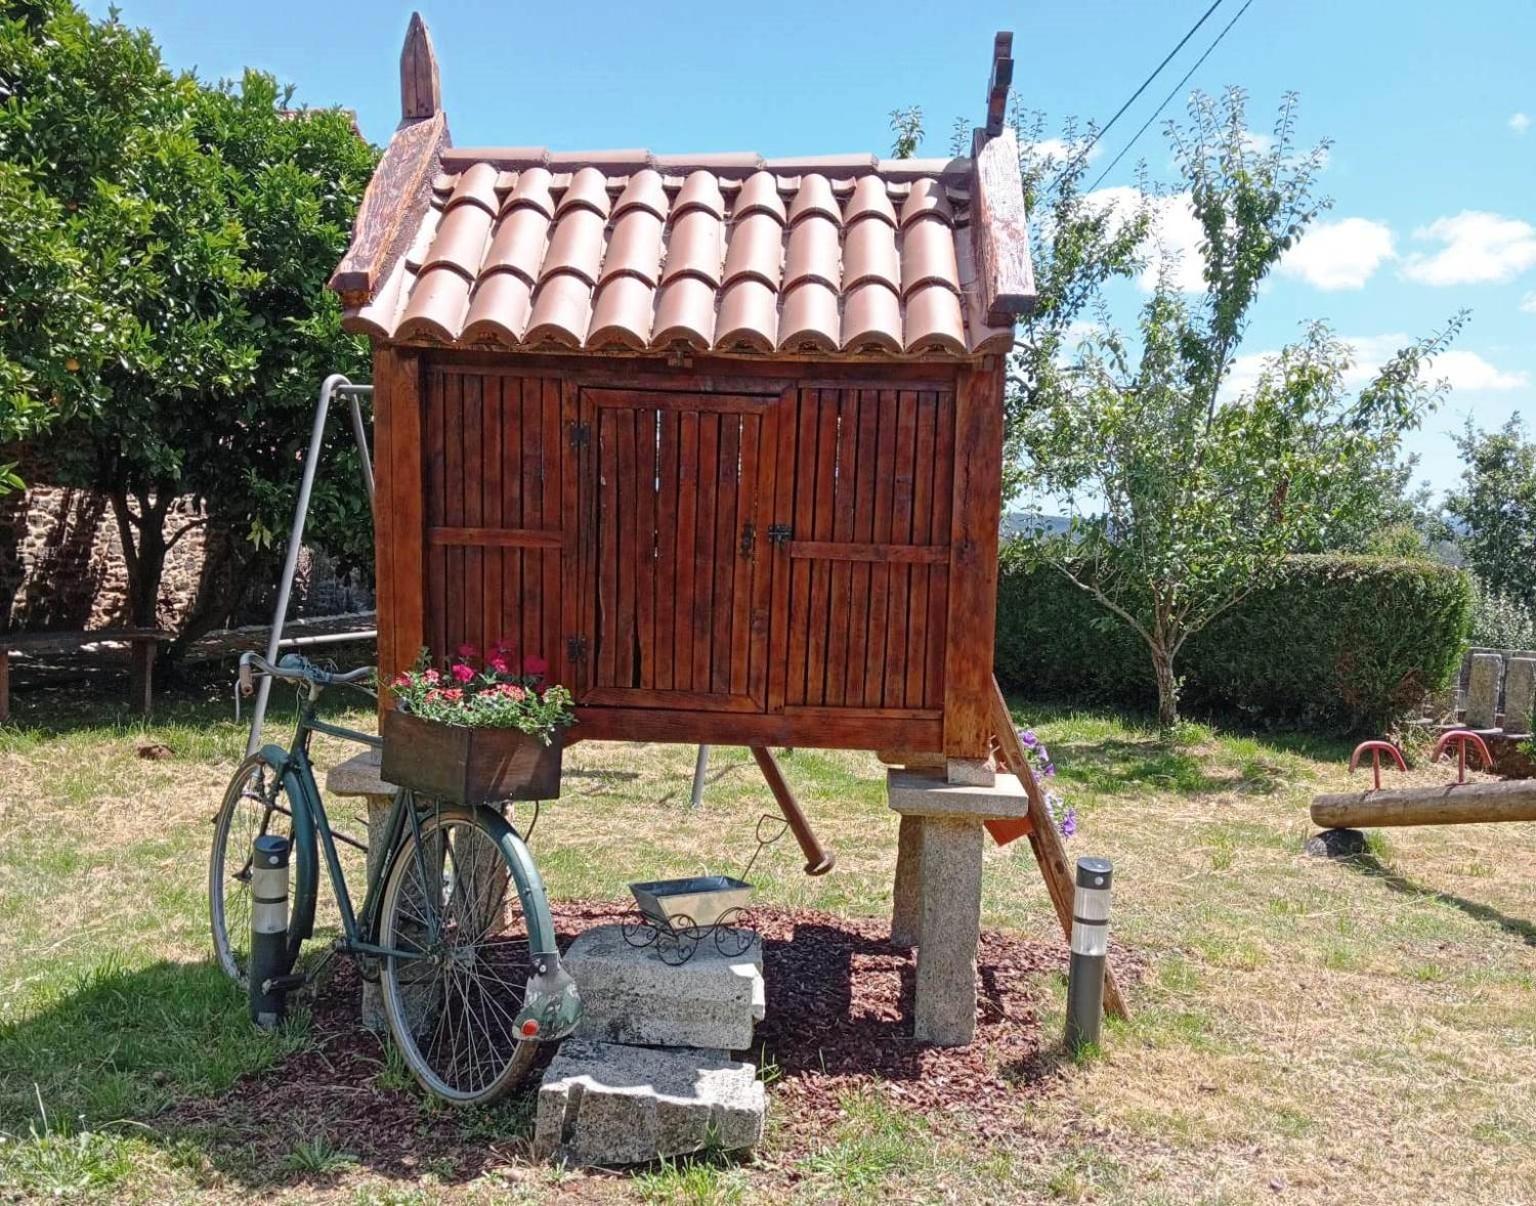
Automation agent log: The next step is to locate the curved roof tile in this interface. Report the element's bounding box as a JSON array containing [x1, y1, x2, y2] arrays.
[[342, 151, 1018, 358]]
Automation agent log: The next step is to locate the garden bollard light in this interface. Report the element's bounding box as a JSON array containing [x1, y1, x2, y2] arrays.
[[248, 834, 291, 1031], [1065, 856, 1113, 1055]]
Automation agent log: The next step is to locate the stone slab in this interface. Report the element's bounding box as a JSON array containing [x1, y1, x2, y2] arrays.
[[1465, 652, 1504, 729], [534, 1039, 764, 1166], [325, 749, 393, 798], [1504, 657, 1536, 736], [886, 768, 1030, 820], [945, 757, 997, 786], [564, 923, 764, 1050]]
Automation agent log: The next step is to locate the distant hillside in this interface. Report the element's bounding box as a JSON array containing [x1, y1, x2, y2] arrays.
[[1001, 512, 1072, 540]]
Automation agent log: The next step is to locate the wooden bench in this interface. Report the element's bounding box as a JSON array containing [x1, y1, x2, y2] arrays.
[[0, 628, 173, 721]]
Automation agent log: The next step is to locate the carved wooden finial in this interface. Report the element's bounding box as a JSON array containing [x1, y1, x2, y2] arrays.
[[400, 12, 441, 124], [984, 31, 1014, 140]]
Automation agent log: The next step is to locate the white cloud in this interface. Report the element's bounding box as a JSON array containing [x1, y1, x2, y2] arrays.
[[1278, 217, 1395, 290], [1085, 187, 1207, 292], [1240, 128, 1273, 154], [1028, 138, 1102, 164], [1510, 112, 1531, 135], [1520, 291, 1536, 314], [1401, 211, 1536, 285], [1220, 335, 1528, 401]]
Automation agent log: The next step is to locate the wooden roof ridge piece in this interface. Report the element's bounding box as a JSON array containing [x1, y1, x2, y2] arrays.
[[984, 32, 1014, 139], [970, 125, 1035, 323], [400, 11, 441, 124]]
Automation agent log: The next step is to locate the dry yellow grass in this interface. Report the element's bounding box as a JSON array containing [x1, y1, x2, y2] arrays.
[[1, 696, 1535, 1203]]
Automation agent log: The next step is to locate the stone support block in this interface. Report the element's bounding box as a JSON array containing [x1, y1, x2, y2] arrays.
[[913, 817, 984, 1045], [534, 1039, 765, 1166], [887, 768, 1030, 820], [1504, 657, 1536, 736], [890, 814, 923, 947], [563, 923, 764, 1050], [325, 750, 394, 1032]]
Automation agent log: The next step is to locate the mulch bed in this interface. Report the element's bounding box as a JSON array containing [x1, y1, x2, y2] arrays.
[[165, 901, 1141, 1187]]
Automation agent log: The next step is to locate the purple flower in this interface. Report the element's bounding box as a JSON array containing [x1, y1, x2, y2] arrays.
[[1020, 729, 1038, 748], [1042, 762, 1056, 778], [1058, 807, 1078, 839], [1035, 744, 1049, 763]]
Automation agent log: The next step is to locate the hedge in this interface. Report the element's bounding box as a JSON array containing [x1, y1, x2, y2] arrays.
[[995, 548, 1473, 733]]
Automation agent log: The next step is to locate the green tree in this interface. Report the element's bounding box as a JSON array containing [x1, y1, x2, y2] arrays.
[[1445, 415, 1536, 612], [1012, 89, 1459, 727], [2, 0, 375, 652]]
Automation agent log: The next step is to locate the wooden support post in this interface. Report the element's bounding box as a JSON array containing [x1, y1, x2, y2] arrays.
[[989, 677, 1129, 1020], [128, 639, 156, 717], [749, 747, 834, 876]]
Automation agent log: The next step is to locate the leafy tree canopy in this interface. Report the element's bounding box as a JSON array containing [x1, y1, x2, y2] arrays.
[[1009, 88, 1460, 726], [1444, 414, 1536, 612]]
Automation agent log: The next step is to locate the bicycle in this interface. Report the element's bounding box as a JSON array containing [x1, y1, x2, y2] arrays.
[[208, 651, 581, 1105]]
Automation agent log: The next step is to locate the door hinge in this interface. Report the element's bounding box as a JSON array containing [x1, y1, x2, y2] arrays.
[[566, 635, 588, 662], [569, 422, 591, 450]]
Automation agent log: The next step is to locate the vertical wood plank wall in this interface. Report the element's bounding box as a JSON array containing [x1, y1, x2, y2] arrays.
[[375, 354, 1004, 752]]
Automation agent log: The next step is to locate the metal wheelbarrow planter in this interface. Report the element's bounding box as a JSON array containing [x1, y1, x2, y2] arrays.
[[622, 815, 787, 965]]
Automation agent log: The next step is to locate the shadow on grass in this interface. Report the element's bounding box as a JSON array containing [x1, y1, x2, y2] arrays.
[[1340, 852, 1536, 947]]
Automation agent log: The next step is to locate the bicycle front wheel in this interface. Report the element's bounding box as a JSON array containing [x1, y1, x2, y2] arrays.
[[377, 804, 540, 1105], [208, 753, 316, 986]]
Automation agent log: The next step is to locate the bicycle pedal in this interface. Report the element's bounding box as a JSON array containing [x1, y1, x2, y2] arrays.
[[264, 972, 308, 994]]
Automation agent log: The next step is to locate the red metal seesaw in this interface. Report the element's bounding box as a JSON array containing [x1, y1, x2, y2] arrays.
[[1349, 740, 1408, 791], [1431, 729, 1494, 784]]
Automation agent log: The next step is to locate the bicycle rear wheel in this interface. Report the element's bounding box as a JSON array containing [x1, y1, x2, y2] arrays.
[[208, 753, 316, 986]]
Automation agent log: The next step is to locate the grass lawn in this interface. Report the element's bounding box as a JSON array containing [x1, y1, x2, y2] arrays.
[[2, 680, 1535, 1203]]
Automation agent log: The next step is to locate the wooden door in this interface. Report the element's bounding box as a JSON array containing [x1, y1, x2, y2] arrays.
[[768, 386, 953, 717], [576, 388, 780, 712], [421, 368, 568, 677]]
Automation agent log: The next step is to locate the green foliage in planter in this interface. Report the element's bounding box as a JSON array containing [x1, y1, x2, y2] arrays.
[[996, 546, 1473, 733]]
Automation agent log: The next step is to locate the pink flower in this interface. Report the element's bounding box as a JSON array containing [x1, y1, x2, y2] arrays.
[[439, 688, 463, 702], [456, 642, 478, 660], [488, 655, 510, 674], [392, 673, 411, 687], [422, 668, 441, 684], [451, 662, 475, 684], [504, 684, 527, 701], [523, 653, 548, 677]]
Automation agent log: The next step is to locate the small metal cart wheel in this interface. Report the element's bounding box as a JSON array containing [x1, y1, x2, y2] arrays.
[[711, 906, 756, 956], [656, 913, 700, 965], [621, 907, 658, 949]]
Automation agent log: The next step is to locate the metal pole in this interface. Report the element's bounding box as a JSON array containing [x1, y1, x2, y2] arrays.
[[248, 834, 292, 1030], [689, 745, 710, 809], [246, 374, 352, 755], [345, 386, 375, 508], [1064, 856, 1113, 1055]]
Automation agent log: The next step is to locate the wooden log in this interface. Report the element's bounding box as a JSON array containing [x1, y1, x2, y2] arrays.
[[750, 747, 835, 876], [1312, 780, 1536, 830]]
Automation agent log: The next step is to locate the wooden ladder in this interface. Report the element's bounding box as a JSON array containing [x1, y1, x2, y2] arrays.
[[985, 676, 1130, 1020]]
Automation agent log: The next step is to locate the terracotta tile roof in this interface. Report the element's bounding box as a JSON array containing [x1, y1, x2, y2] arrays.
[[342, 150, 1019, 358]]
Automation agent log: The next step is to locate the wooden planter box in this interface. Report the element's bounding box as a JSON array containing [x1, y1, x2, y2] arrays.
[[380, 709, 563, 804]]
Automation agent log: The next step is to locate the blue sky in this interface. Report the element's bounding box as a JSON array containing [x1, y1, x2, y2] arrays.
[[88, 0, 1535, 499]]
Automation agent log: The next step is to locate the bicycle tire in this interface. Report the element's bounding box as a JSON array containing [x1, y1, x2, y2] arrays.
[[377, 804, 541, 1105], [208, 752, 317, 986]]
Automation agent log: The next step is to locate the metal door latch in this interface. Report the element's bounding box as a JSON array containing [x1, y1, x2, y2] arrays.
[[767, 524, 793, 546]]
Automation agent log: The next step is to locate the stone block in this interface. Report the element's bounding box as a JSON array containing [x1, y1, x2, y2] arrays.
[[1465, 652, 1504, 729], [325, 751, 394, 1032], [534, 1039, 765, 1166], [325, 749, 393, 798], [913, 817, 984, 1046], [886, 768, 1029, 820], [890, 814, 923, 947], [945, 757, 996, 786], [1504, 657, 1536, 736], [563, 923, 764, 1050]]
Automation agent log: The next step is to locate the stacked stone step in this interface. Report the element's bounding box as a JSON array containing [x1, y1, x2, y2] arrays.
[[535, 923, 766, 1167]]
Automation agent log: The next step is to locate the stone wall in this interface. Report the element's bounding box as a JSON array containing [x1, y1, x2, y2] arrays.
[[0, 485, 372, 633]]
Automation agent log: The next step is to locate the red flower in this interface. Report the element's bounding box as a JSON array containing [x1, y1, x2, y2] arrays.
[[439, 688, 463, 702], [450, 662, 475, 684], [392, 672, 411, 687], [523, 653, 548, 677], [455, 642, 479, 660], [488, 654, 511, 674]]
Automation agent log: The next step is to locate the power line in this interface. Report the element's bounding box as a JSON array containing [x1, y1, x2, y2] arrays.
[[1086, 0, 1258, 192], [1053, 0, 1226, 183]]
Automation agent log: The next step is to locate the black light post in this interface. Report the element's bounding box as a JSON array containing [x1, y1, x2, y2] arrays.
[[1064, 856, 1113, 1055]]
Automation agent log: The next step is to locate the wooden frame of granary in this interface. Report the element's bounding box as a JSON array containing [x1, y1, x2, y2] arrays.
[[331, 17, 1035, 768]]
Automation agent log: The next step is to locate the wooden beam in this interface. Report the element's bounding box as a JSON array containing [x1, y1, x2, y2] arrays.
[[971, 125, 1036, 324], [751, 747, 836, 876], [989, 678, 1130, 1020], [1312, 780, 1536, 830], [984, 31, 1014, 138], [328, 110, 448, 306], [399, 12, 441, 123]]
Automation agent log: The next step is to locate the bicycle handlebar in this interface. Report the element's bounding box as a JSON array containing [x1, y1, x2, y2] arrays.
[[238, 650, 374, 696]]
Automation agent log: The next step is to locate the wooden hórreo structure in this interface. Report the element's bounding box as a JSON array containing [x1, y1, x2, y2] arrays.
[[330, 17, 1127, 1024]]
